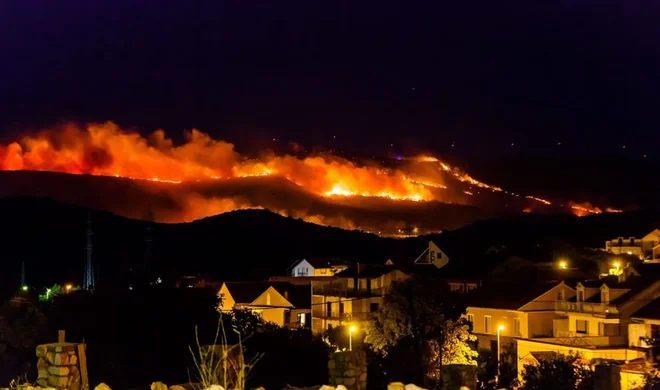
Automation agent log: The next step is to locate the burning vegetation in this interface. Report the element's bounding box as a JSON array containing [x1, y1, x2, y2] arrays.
[[0, 122, 621, 234]]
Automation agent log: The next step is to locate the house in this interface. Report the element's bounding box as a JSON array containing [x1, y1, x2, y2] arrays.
[[311, 264, 409, 334], [629, 297, 660, 353], [605, 229, 660, 260], [290, 258, 350, 277], [218, 282, 311, 328], [385, 240, 449, 269], [515, 276, 660, 389], [467, 281, 574, 355]]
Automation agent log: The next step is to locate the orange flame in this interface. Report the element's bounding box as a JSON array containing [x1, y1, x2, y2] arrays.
[[0, 122, 564, 229]]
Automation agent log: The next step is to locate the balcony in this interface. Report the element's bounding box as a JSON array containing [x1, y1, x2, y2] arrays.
[[312, 285, 385, 298], [542, 332, 627, 348], [311, 310, 372, 322], [555, 301, 619, 317]]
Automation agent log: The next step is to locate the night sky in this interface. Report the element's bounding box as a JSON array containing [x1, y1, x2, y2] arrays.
[[1, 1, 659, 159]]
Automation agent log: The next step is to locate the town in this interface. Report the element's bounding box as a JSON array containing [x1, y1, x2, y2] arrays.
[[3, 208, 659, 390]]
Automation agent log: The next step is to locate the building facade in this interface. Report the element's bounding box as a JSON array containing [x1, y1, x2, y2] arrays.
[[311, 265, 409, 334]]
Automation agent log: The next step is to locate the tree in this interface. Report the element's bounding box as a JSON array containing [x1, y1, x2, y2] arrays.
[[520, 353, 593, 390], [364, 274, 470, 384]]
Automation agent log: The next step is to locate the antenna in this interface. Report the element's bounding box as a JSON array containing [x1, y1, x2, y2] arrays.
[[83, 213, 95, 290]]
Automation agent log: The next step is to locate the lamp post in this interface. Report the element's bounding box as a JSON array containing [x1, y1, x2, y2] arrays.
[[497, 325, 505, 385], [349, 325, 357, 351]]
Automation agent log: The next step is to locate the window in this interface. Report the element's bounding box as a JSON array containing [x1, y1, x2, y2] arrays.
[[618, 238, 623, 246], [558, 290, 564, 301], [430, 251, 436, 262], [576, 320, 588, 334], [297, 312, 306, 326], [370, 303, 379, 312], [630, 238, 635, 245], [266, 292, 271, 305], [578, 290, 584, 302], [467, 284, 478, 291], [484, 315, 492, 334], [339, 302, 345, 315], [602, 290, 609, 304], [326, 302, 332, 317], [348, 278, 354, 288], [513, 318, 521, 337], [458, 284, 465, 293], [467, 313, 474, 325]]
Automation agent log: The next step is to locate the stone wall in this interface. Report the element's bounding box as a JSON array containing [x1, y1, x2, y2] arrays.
[[35, 342, 82, 390], [327, 350, 367, 390]]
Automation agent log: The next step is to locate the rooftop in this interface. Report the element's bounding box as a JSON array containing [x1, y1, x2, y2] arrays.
[[468, 281, 560, 310], [335, 264, 400, 279], [631, 297, 660, 320], [300, 258, 350, 269]]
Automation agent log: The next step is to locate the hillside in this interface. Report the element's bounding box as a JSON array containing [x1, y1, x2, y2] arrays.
[[0, 197, 658, 297]]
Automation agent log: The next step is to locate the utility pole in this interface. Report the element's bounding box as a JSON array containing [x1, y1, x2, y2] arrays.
[[83, 213, 95, 290]]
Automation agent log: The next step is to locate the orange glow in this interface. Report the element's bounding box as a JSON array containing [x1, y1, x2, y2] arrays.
[[0, 122, 502, 203], [0, 122, 609, 230]]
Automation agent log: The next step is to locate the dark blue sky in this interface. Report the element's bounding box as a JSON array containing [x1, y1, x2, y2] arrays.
[[1, 1, 659, 158]]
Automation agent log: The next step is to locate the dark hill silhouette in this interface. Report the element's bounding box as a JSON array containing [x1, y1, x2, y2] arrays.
[[0, 197, 658, 295]]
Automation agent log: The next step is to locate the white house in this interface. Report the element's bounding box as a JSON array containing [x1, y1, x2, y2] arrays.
[[605, 229, 660, 260], [290, 258, 349, 277]]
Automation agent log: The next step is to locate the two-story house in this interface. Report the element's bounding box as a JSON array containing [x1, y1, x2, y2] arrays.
[[467, 281, 574, 357], [218, 282, 311, 328], [311, 264, 409, 334], [605, 229, 660, 260], [516, 277, 660, 389], [290, 258, 350, 277]]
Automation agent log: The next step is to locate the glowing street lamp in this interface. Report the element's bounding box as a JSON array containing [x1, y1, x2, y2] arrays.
[[21, 285, 28, 292], [559, 260, 568, 270], [65, 284, 73, 293], [349, 325, 357, 351], [497, 325, 505, 386]]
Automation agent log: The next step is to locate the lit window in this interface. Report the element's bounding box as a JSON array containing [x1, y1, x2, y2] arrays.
[[484, 315, 492, 334], [467, 313, 474, 324]]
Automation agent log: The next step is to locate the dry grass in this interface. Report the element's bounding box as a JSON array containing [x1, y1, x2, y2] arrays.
[[189, 321, 262, 390]]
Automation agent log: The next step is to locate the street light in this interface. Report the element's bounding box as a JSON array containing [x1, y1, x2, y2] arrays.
[[65, 284, 73, 293], [497, 325, 505, 386], [559, 260, 568, 270], [21, 285, 28, 292], [349, 325, 357, 351]]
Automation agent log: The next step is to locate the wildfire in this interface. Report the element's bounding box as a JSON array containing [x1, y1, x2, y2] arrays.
[[0, 122, 617, 229], [568, 201, 623, 217], [0, 122, 473, 203]]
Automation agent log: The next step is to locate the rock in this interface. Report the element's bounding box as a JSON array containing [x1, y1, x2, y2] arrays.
[[48, 375, 70, 388], [336, 386, 348, 390], [319, 385, 335, 390], [169, 386, 187, 390], [151, 382, 169, 390], [94, 384, 112, 390], [405, 384, 426, 390], [388, 383, 405, 390], [36, 344, 48, 357], [47, 365, 70, 376]]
